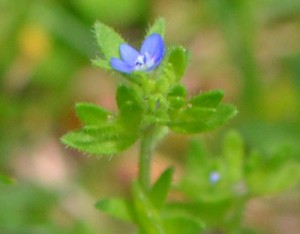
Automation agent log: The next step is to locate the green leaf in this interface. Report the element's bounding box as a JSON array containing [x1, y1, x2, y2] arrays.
[[75, 103, 112, 126], [207, 104, 238, 129], [169, 104, 237, 134], [92, 59, 111, 70], [189, 90, 224, 108], [162, 215, 205, 234], [131, 182, 164, 234], [61, 126, 137, 155], [169, 107, 217, 134], [186, 140, 207, 175], [168, 84, 187, 97], [95, 198, 133, 222], [223, 130, 244, 182], [149, 168, 174, 210], [146, 18, 165, 37], [168, 47, 189, 82], [116, 85, 143, 126], [167, 85, 187, 110], [246, 149, 300, 195], [93, 21, 125, 69]]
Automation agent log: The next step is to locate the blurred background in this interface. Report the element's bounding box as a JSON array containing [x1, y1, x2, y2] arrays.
[[0, 0, 300, 233]]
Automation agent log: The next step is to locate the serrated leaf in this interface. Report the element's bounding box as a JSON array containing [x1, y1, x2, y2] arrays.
[[189, 90, 224, 108], [146, 18, 165, 37], [168, 47, 189, 82], [61, 126, 137, 155], [93, 21, 125, 69], [169, 104, 237, 134], [75, 103, 112, 126], [206, 104, 238, 129], [169, 107, 216, 134], [149, 168, 174, 210], [95, 198, 133, 222]]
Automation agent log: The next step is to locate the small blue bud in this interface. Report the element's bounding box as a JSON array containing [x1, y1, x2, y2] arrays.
[[209, 171, 221, 185]]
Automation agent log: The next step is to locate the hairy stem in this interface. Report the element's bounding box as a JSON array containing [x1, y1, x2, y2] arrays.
[[138, 126, 167, 191]]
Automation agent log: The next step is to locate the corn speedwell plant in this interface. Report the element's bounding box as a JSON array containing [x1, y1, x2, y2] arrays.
[[62, 18, 237, 233]]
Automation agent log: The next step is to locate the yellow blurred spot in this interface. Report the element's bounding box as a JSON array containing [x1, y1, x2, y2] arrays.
[[263, 79, 298, 121], [18, 24, 51, 61]]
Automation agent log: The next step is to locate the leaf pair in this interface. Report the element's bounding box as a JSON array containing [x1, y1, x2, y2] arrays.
[[95, 168, 205, 234], [168, 89, 237, 134], [61, 85, 142, 155]]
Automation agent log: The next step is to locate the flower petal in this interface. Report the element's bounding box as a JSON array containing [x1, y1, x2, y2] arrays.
[[110, 58, 133, 74], [141, 33, 164, 65], [119, 43, 140, 66]]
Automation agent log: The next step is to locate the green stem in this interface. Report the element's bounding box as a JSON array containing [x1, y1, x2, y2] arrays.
[[138, 126, 166, 191]]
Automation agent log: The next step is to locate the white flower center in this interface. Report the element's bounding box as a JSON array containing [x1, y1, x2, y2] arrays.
[[134, 53, 154, 71]]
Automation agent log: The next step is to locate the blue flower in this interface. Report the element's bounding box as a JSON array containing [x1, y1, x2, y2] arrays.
[[110, 33, 165, 74]]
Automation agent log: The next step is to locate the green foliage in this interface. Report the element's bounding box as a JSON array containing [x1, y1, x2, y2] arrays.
[[2, 0, 300, 233], [149, 168, 173, 210], [116, 85, 143, 127], [62, 18, 236, 156], [169, 91, 237, 134], [167, 47, 189, 82], [146, 18, 165, 37], [61, 127, 135, 155], [93, 21, 125, 70], [96, 173, 205, 234], [73, 0, 147, 27], [63, 18, 238, 233], [75, 103, 111, 126], [0, 184, 57, 232], [95, 198, 133, 222], [177, 130, 300, 232], [245, 148, 300, 195]]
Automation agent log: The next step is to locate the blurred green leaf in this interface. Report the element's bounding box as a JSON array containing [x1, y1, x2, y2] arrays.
[[93, 22, 125, 70], [146, 18, 165, 37], [165, 201, 238, 233], [162, 214, 205, 234], [116, 85, 143, 126], [185, 139, 207, 175], [0, 184, 57, 231], [75, 103, 112, 126], [73, 0, 147, 26], [61, 126, 137, 155], [245, 149, 300, 195], [170, 104, 237, 134], [61, 85, 142, 156], [189, 90, 224, 108], [131, 182, 164, 234], [95, 198, 133, 222], [168, 84, 187, 98], [149, 168, 174, 211], [167, 47, 189, 82], [223, 130, 244, 182], [168, 85, 187, 110]]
